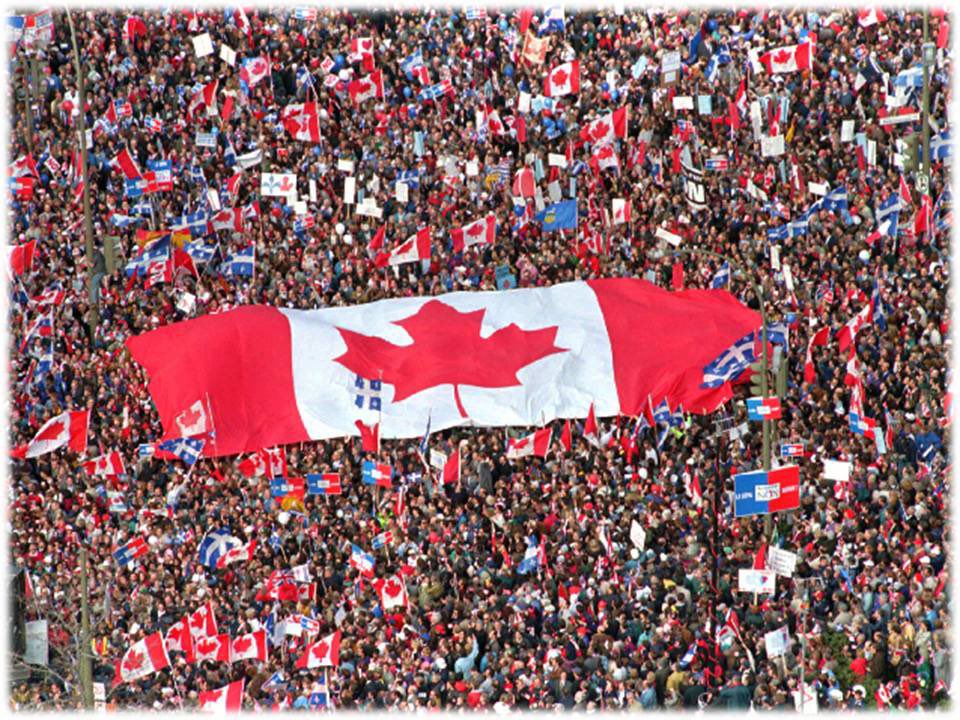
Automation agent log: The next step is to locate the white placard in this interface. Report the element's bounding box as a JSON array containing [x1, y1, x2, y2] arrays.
[[661, 50, 681, 73], [823, 459, 851, 482], [793, 685, 818, 714], [309, 178, 317, 203], [879, 111, 920, 126], [761, 135, 786, 157], [338, 159, 355, 174], [547, 181, 562, 203], [356, 203, 383, 219], [630, 520, 646, 550], [750, 101, 763, 140], [93, 683, 106, 702], [192, 33, 213, 58], [196, 131, 218, 148], [343, 176, 356, 204], [396, 182, 408, 202], [771, 245, 781, 270], [206, 188, 221, 212], [739, 568, 777, 594], [672, 95, 694, 111], [465, 161, 479, 177], [765, 626, 791, 658], [429, 449, 447, 471], [808, 181, 828, 196], [841, 119, 855, 142], [655, 226, 682, 246], [176, 291, 196, 316], [766, 547, 797, 577], [219, 44, 237, 67], [25, 619, 49, 665], [548, 153, 567, 168], [866, 139, 877, 166], [260, 172, 297, 197], [518, 91, 531, 114], [783, 264, 794, 292], [293, 200, 308, 216]]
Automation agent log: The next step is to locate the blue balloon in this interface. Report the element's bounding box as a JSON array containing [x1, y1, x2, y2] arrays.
[[403, 86, 412, 98], [830, 68, 839, 79], [601, 82, 609, 92], [334, 53, 344, 68], [707, 19, 718, 31], [499, 19, 508, 31], [504, 64, 514, 78]]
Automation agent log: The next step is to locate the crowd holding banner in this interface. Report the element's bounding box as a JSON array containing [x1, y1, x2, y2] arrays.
[[8, 6, 953, 712]]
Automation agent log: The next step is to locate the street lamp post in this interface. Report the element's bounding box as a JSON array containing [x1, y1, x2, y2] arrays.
[[65, 9, 98, 347], [919, 10, 936, 197]]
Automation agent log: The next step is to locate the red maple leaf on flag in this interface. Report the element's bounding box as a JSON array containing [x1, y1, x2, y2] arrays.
[[197, 638, 219, 655], [357, 81, 371, 94], [360, 39, 372, 51], [597, 146, 614, 160], [190, 613, 206, 629], [97, 457, 110, 471], [122, 649, 145, 673], [773, 49, 793, 65], [179, 406, 202, 428], [384, 579, 404, 597], [551, 68, 568, 86], [591, 121, 611, 141], [334, 301, 566, 418], [313, 641, 329, 659], [205, 689, 222, 702], [251, 59, 266, 75], [466, 222, 486, 237], [36, 420, 65, 442], [233, 636, 252, 653]]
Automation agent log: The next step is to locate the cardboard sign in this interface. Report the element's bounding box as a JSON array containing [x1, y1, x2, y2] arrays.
[[823, 459, 851, 482], [547, 180, 562, 203], [766, 547, 797, 577], [260, 172, 297, 197], [196, 131, 218, 148], [630, 520, 646, 551], [808, 181, 828, 196], [395, 181, 408, 202], [192, 33, 214, 58], [841, 119, 855, 142], [734, 465, 800, 517], [465, 161, 479, 177], [879, 111, 920, 126], [661, 51, 681, 85], [206, 188, 221, 212], [697, 95, 713, 115], [672, 95, 694, 111], [293, 200, 308, 216], [176, 292, 196, 316], [739, 568, 777, 594], [518, 91, 531, 114], [765, 626, 790, 658], [429, 449, 447, 471], [548, 153, 567, 168], [219, 44, 237, 66], [770, 245, 781, 270], [343, 176, 356, 204], [655, 226, 683, 246], [783, 264, 794, 292], [338, 159, 355, 173], [25, 619, 49, 665], [309, 178, 317, 203], [761, 135, 785, 157], [356, 202, 382, 219]]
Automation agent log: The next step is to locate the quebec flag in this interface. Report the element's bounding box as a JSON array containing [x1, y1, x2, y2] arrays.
[[198, 530, 243, 568]]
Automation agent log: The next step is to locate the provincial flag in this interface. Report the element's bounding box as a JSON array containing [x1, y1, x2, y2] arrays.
[[113, 632, 170, 687], [81, 451, 126, 477], [126, 282, 761, 459], [198, 679, 245, 712], [543, 61, 580, 98], [348, 544, 376, 577], [155, 437, 205, 465], [198, 530, 243, 568], [348, 69, 384, 104], [11, 410, 90, 459], [701, 332, 755, 388], [295, 631, 341, 669], [759, 42, 813, 74], [747, 397, 782, 421], [451, 214, 497, 252], [379, 227, 431, 267], [371, 531, 393, 550], [506, 427, 552, 459], [112, 536, 149, 566], [221, 245, 256, 277], [362, 460, 392, 488], [535, 200, 577, 230]]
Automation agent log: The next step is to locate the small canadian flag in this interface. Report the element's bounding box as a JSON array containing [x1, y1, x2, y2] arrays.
[[544, 60, 580, 98], [374, 574, 409, 610], [230, 629, 267, 663], [612, 198, 631, 225], [81, 451, 126, 477], [174, 398, 212, 437], [451, 214, 497, 252], [199, 679, 245, 712], [11, 410, 90, 459], [296, 630, 341, 669], [506, 427, 553, 459], [348, 69, 384, 104], [113, 632, 170, 686]]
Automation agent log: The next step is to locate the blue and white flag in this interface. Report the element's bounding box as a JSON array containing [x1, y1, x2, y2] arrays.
[[711, 262, 731, 289], [171, 211, 209, 238], [157, 437, 205, 465], [539, 7, 565, 35], [418, 414, 431, 456], [816, 187, 848, 213], [892, 65, 924, 88], [517, 536, 542, 574], [184, 241, 218, 264], [125, 237, 170, 277], [198, 529, 243, 568], [221, 245, 255, 277], [701, 332, 756, 388], [296, 64, 315, 91], [401, 49, 425, 75], [111, 213, 143, 228], [875, 194, 900, 237], [765, 322, 789, 347], [930, 130, 951, 161], [395, 169, 420, 189], [704, 44, 732, 83]]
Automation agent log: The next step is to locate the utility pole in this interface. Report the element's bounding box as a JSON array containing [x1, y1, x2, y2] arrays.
[[794, 576, 823, 714], [79, 546, 94, 709], [65, 9, 98, 346]]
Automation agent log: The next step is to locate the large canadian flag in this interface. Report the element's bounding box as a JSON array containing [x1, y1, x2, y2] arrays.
[[113, 632, 170, 686], [451, 214, 496, 252], [759, 43, 813, 74], [544, 60, 580, 97], [380, 227, 431, 267], [507, 427, 553, 459], [348, 69, 384, 104], [295, 630, 341, 669], [11, 410, 89, 459], [199, 679, 245, 712], [127, 279, 760, 458]]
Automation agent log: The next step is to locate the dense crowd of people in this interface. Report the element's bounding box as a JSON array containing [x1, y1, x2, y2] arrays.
[[8, 6, 953, 712]]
